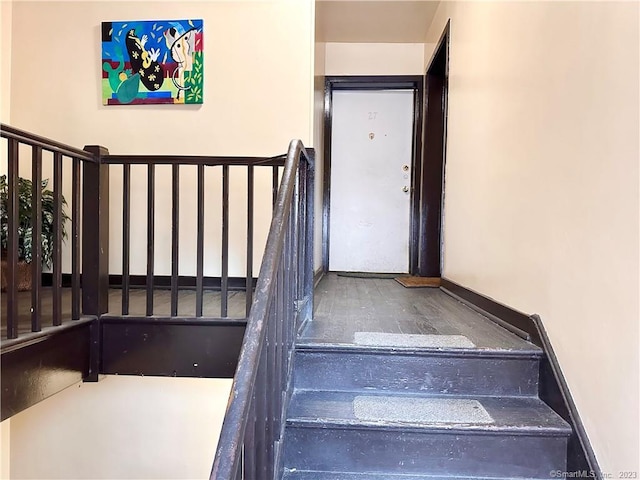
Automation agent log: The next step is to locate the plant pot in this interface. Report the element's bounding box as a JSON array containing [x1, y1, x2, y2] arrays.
[[0, 259, 32, 291]]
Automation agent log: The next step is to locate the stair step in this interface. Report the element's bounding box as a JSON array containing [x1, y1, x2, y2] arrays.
[[287, 390, 571, 435], [283, 390, 571, 478], [293, 346, 541, 396], [283, 472, 550, 480]]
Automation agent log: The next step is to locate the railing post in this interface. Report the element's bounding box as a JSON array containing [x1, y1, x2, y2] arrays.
[[82, 146, 110, 315], [82, 145, 109, 381]]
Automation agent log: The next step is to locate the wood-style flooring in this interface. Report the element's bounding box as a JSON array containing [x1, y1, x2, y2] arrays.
[[1, 287, 248, 340], [3, 273, 536, 352], [305, 273, 538, 352]]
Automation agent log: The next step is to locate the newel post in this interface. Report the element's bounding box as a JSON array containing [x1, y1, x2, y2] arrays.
[[82, 145, 109, 381], [82, 146, 110, 315]]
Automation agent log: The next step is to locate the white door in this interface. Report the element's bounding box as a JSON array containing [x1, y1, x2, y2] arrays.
[[329, 89, 414, 273]]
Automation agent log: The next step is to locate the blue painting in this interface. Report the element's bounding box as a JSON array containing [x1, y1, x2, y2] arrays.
[[102, 19, 204, 105]]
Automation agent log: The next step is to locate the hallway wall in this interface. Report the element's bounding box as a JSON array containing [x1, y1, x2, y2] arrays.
[[9, 376, 231, 479], [0, 0, 11, 125], [426, 1, 639, 473], [0, 419, 9, 480], [325, 42, 426, 76], [7, 0, 315, 277]]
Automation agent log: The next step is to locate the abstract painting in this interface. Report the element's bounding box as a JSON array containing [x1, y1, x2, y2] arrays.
[[102, 19, 204, 105]]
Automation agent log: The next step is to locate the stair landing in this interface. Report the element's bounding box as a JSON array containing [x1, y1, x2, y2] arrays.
[[301, 273, 538, 353]]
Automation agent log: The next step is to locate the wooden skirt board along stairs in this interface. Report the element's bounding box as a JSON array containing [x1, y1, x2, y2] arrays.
[[280, 274, 572, 479]]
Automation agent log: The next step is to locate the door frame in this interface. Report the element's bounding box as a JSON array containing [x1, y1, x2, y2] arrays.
[[419, 20, 450, 276], [322, 75, 424, 274]]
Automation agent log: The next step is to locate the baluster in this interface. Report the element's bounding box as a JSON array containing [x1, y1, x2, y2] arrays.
[[31, 146, 43, 331], [243, 401, 257, 480], [6, 139, 19, 339], [196, 164, 205, 317], [52, 152, 63, 326], [291, 169, 301, 330], [255, 351, 268, 479], [236, 451, 243, 480], [291, 202, 297, 346], [265, 313, 275, 480], [296, 163, 305, 301], [245, 165, 254, 316], [221, 165, 229, 317], [303, 151, 315, 324], [287, 211, 294, 413], [71, 157, 80, 320], [171, 164, 179, 316], [146, 163, 155, 316], [272, 165, 278, 207], [122, 163, 131, 315]]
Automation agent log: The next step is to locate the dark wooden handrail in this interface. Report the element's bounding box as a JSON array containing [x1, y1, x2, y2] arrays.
[[0, 124, 96, 163], [103, 153, 286, 166], [210, 140, 314, 479]]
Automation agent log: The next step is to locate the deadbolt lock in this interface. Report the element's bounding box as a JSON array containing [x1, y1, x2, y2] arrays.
[[402, 186, 409, 193], [402, 165, 409, 172]]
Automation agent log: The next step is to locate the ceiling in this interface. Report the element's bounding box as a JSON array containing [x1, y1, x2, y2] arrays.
[[316, 0, 441, 43]]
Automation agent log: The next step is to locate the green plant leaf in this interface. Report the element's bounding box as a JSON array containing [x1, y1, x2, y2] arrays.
[[0, 175, 70, 267]]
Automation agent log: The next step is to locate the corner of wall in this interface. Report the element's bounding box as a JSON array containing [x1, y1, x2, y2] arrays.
[[1, 419, 10, 480], [423, 0, 447, 70], [1, 0, 13, 124]]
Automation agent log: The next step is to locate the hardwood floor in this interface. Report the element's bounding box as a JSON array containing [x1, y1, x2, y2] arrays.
[[304, 273, 538, 351], [4, 273, 534, 351], [1, 287, 248, 340]]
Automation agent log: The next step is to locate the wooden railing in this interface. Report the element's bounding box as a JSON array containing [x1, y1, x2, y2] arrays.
[[0, 124, 101, 343], [210, 140, 314, 480], [1, 123, 311, 420], [1, 123, 297, 344], [102, 153, 286, 319]]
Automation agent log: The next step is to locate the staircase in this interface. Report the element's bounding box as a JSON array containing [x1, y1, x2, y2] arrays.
[[280, 274, 572, 479]]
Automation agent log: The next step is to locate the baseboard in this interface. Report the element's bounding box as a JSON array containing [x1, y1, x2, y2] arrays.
[[440, 279, 535, 343], [41, 273, 257, 291], [440, 278, 602, 479], [313, 268, 325, 288]]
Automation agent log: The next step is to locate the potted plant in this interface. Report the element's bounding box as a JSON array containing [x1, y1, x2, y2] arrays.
[[0, 175, 70, 291]]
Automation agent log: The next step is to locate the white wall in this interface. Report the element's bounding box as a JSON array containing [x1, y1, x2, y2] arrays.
[[0, 0, 11, 124], [10, 376, 232, 479], [1, 419, 9, 480], [325, 42, 425, 76], [0, 23, 13, 461], [423, 42, 436, 71], [8, 0, 314, 277], [426, 1, 639, 473]]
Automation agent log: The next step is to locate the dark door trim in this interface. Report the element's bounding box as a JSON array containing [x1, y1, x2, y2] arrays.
[[322, 75, 424, 273], [419, 20, 450, 276]]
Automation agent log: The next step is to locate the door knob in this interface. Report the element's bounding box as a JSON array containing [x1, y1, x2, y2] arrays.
[[402, 165, 409, 172], [402, 186, 409, 193]]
